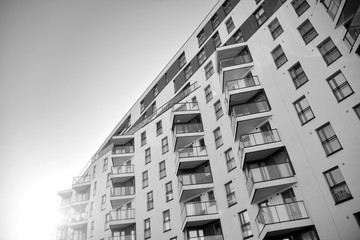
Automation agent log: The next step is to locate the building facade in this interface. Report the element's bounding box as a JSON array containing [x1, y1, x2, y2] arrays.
[[56, 0, 360, 239]]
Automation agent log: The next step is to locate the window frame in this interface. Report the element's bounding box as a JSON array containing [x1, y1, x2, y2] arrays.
[[205, 85, 213, 103], [184, 64, 193, 80], [317, 37, 342, 66], [103, 158, 108, 172], [293, 96, 315, 125], [268, 18, 284, 40], [291, 0, 310, 16], [145, 147, 151, 164], [142, 170, 149, 189], [197, 29, 207, 47], [326, 71, 354, 102], [316, 122, 343, 156], [147, 191, 154, 211], [211, 14, 220, 29], [213, 127, 223, 149], [225, 148, 236, 171], [271, 45, 288, 69], [165, 181, 173, 202], [324, 166, 353, 204], [153, 84, 158, 97], [144, 218, 151, 239], [212, 31, 222, 48], [178, 52, 186, 69], [353, 103, 360, 119], [222, 0, 232, 16], [239, 210, 253, 239], [162, 137, 169, 154], [156, 120, 163, 136], [320, 0, 341, 19], [225, 181, 237, 207], [159, 160, 166, 179], [141, 131, 147, 146], [205, 61, 215, 80], [233, 29, 244, 43], [254, 7, 267, 26], [197, 48, 207, 66], [140, 100, 145, 113], [298, 19, 318, 44], [214, 100, 224, 120], [288, 62, 309, 89], [226, 17, 235, 33], [163, 210, 171, 232]]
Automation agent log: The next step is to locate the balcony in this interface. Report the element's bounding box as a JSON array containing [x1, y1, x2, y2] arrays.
[[108, 235, 136, 240], [246, 162, 297, 204], [72, 175, 91, 192], [108, 209, 136, 229], [231, 100, 272, 139], [111, 165, 135, 184], [178, 172, 213, 202], [71, 193, 90, 211], [171, 102, 201, 126], [176, 146, 208, 174], [68, 212, 88, 229], [186, 236, 224, 240], [67, 233, 86, 240], [110, 186, 135, 208], [112, 145, 135, 166], [173, 123, 204, 150], [256, 201, 313, 239], [239, 129, 284, 168], [181, 201, 219, 230]]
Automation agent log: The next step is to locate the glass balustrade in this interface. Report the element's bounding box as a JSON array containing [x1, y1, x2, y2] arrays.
[[112, 165, 134, 175], [232, 100, 270, 117], [181, 201, 218, 221], [173, 102, 200, 112], [240, 129, 280, 148], [112, 146, 134, 154], [226, 76, 260, 91], [188, 235, 224, 240], [110, 186, 135, 197], [69, 212, 88, 223], [179, 172, 213, 186], [72, 193, 90, 203], [175, 123, 204, 134], [178, 146, 207, 158], [72, 175, 91, 185], [220, 54, 253, 69], [109, 209, 135, 221]]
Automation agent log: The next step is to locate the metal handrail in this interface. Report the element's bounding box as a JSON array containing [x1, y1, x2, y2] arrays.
[[111, 165, 135, 174], [240, 129, 280, 148], [231, 100, 270, 117], [110, 186, 135, 197], [226, 76, 260, 91], [172, 102, 200, 112]]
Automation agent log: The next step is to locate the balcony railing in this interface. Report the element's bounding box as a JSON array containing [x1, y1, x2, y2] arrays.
[[72, 175, 91, 185], [174, 123, 204, 134], [110, 186, 135, 197], [108, 235, 136, 240], [112, 146, 134, 154], [256, 201, 309, 234], [109, 209, 135, 221], [67, 233, 86, 240], [112, 165, 134, 175], [178, 146, 207, 158], [179, 172, 213, 186], [72, 193, 90, 203], [220, 54, 253, 69], [246, 162, 295, 194], [188, 235, 224, 240], [181, 201, 218, 221], [69, 212, 88, 223], [173, 102, 200, 112], [60, 198, 71, 206], [240, 129, 281, 148], [231, 100, 270, 117], [226, 76, 260, 91]]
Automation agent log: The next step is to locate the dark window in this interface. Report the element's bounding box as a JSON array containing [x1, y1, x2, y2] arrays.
[[222, 0, 232, 16], [316, 122, 342, 156], [288, 62, 308, 88], [140, 100, 144, 113], [225, 148, 236, 171], [214, 100, 223, 120], [197, 48, 207, 66], [162, 137, 169, 154], [324, 166, 352, 204], [214, 127, 223, 148], [147, 191, 154, 210], [159, 160, 166, 179], [317, 37, 341, 65], [164, 72, 169, 84], [225, 181, 237, 206], [205, 85, 213, 102], [156, 120, 163, 136], [271, 45, 288, 68], [178, 52, 186, 69], [142, 170, 148, 188], [211, 14, 220, 29], [145, 147, 151, 164], [268, 18, 283, 39], [165, 181, 173, 202], [205, 61, 215, 80], [291, 0, 310, 16], [239, 210, 253, 238], [184, 64, 193, 80], [226, 17, 235, 33], [353, 104, 360, 119], [298, 19, 318, 44], [327, 71, 354, 102], [213, 31, 222, 48], [163, 210, 171, 232], [151, 101, 156, 113], [144, 218, 151, 239], [320, 0, 341, 19], [233, 29, 244, 43], [254, 7, 267, 26], [293, 96, 315, 125], [197, 29, 207, 47], [153, 84, 158, 97], [141, 131, 147, 146]]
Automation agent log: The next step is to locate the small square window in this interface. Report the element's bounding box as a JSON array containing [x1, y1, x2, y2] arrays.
[[213, 127, 223, 148], [141, 131, 147, 146], [254, 7, 267, 26], [163, 210, 171, 232], [324, 166, 352, 204], [144, 218, 151, 239], [213, 31, 222, 48], [211, 14, 220, 29], [222, 0, 232, 16], [320, 0, 341, 19], [317, 37, 342, 65], [178, 52, 186, 69], [145, 147, 151, 164], [142, 170, 149, 188], [327, 71, 354, 102], [147, 191, 154, 211], [225, 181, 237, 207], [197, 29, 207, 47], [156, 120, 163, 136], [204, 85, 213, 103], [159, 160, 166, 179], [205, 61, 215, 80], [233, 29, 244, 43], [316, 122, 342, 156], [293, 96, 315, 125], [271, 45, 288, 68], [184, 64, 193, 80], [226, 17, 235, 33], [214, 100, 223, 120], [225, 148, 236, 171], [165, 181, 173, 202], [288, 62, 309, 89], [291, 0, 310, 16], [239, 210, 253, 238], [268, 18, 283, 39], [353, 104, 360, 119], [162, 137, 169, 154], [298, 19, 318, 44], [197, 48, 207, 66]]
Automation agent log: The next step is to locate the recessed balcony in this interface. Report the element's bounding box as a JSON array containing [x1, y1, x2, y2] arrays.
[[171, 102, 201, 127], [68, 212, 88, 229], [175, 146, 208, 174], [112, 145, 135, 166], [111, 165, 135, 184], [72, 175, 91, 192], [110, 186, 135, 208], [181, 201, 220, 230], [108, 209, 136, 229], [173, 123, 204, 151], [178, 172, 213, 202], [256, 201, 313, 240], [230, 100, 272, 139], [239, 129, 284, 168], [71, 193, 90, 211]]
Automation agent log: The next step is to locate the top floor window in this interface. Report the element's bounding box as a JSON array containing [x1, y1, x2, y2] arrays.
[[178, 52, 186, 69], [197, 29, 207, 47], [211, 13, 220, 29], [320, 0, 341, 19], [291, 0, 310, 16], [254, 7, 267, 26], [222, 0, 232, 16]]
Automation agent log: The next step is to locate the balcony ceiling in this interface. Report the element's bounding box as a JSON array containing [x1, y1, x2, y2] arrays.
[[229, 89, 263, 106], [111, 135, 134, 146], [173, 114, 201, 127], [217, 44, 248, 61]]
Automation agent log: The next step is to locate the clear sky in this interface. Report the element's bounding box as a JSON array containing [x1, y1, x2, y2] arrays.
[[0, 0, 219, 239]]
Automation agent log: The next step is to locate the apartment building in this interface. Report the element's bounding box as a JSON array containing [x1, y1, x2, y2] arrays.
[[56, 0, 360, 239]]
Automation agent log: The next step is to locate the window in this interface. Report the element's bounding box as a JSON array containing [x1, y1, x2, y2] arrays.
[[205, 85, 213, 102], [163, 210, 171, 232], [101, 194, 106, 210], [317, 38, 341, 65], [214, 100, 223, 119], [225, 181, 237, 206], [213, 31, 222, 48], [197, 29, 206, 47], [141, 131, 147, 146], [288, 62, 309, 88], [93, 181, 97, 196], [184, 64, 193, 80], [271, 45, 288, 68], [151, 101, 156, 113], [213, 127, 223, 148], [144, 218, 151, 239], [90, 221, 94, 237], [222, 0, 232, 16], [90, 202, 93, 216], [293, 96, 315, 125], [165, 181, 173, 202], [106, 173, 111, 188], [316, 123, 342, 156], [226, 17, 235, 33], [298, 19, 318, 44], [321, 0, 341, 19], [105, 213, 110, 230], [291, 0, 310, 16], [103, 158, 108, 171], [156, 120, 163, 136], [140, 100, 144, 113], [178, 52, 186, 69], [153, 84, 158, 97], [254, 7, 267, 26], [145, 148, 151, 164], [205, 61, 215, 80], [233, 29, 244, 43], [324, 166, 352, 204], [211, 14, 220, 29], [159, 160, 166, 179], [162, 137, 169, 154], [239, 210, 253, 238], [197, 48, 206, 66], [142, 170, 149, 188], [225, 148, 236, 171], [164, 72, 169, 84], [327, 71, 354, 102], [92, 166, 96, 179], [147, 191, 154, 211], [353, 104, 360, 119], [268, 18, 283, 39]]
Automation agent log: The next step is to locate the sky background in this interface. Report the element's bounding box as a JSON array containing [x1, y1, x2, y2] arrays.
[[0, 0, 219, 239]]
